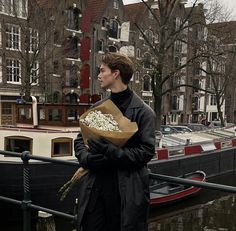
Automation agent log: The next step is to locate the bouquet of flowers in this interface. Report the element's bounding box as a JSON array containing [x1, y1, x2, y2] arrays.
[[58, 100, 138, 200]]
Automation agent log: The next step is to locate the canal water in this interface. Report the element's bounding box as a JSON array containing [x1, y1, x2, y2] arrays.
[[1, 171, 236, 231]]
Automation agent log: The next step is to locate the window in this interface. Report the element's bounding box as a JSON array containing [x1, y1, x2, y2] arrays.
[[175, 40, 182, 53], [52, 91, 60, 103], [18, 107, 31, 120], [108, 45, 117, 53], [6, 24, 20, 50], [172, 95, 179, 110], [101, 18, 107, 28], [193, 79, 200, 92], [65, 93, 78, 104], [192, 97, 199, 110], [5, 136, 32, 153], [67, 7, 80, 31], [53, 60, 59, 74], [108, 19, 119, 39], [2, 103, 12, 115], [143, 75, 151, 91], [30, 28, 38, 52], [30, 62, 39, 84], [67, 108, 78, 121], [54, 31, 59, 44], [143, 53, 151, 69], [65, 36, 79, 59], [97, 39, 104, 52], [113, 0, 119, 9], [6, 59, 21, 83], [1, 0, 12, 14], [1, 0, 27, 17], [136, 48, 141, 58], [175, 17, 182, 31], [194, 62, 201, 76], [135, 71, 140, 83], [144, 29, 153, 45], [52, 137, 72, 157], [210, 94, 217, 105], [39, 108, 46, 120], [174, 56, 180, 69], [49, 109, 62, 121], [65, 65, 79, 87]]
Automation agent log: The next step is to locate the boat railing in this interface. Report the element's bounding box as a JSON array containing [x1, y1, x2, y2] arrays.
[[0, 150, 80, 231]]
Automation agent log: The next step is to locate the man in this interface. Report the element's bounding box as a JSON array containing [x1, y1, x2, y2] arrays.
[[74, 52, 156, 231]]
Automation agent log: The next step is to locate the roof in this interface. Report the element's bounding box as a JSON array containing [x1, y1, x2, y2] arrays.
[[86, 0, 109, 22], [124, 2, 146, 23]]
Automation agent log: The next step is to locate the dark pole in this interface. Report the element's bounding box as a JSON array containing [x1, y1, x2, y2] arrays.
[[21, 151, 31, 231]]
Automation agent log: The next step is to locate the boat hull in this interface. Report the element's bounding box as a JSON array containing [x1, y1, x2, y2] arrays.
[[150, 171, 206, 206], [0, 161, 79, 221]]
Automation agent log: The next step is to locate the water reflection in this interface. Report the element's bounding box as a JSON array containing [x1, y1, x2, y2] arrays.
[[149, 194, 236, 231]]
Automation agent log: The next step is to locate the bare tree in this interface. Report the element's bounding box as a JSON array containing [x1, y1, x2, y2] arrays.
[[132, 0, 234, 129], [133, 0, 206, 129]]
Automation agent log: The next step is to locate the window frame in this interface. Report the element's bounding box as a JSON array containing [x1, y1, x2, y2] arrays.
[[51, 137, 73, 157], [6, 58, 21, 84], [6, 23, 21, 50]]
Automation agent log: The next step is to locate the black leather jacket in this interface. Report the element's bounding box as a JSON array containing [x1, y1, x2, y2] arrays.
[[74, 92, 156, 231]]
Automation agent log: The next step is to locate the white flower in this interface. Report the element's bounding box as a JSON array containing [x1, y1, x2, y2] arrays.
[[80, 110, 121, 132]]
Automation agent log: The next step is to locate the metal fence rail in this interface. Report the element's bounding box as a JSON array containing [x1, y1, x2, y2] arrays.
[[1, 150, 236, 231], [0, 150, 80, 231]]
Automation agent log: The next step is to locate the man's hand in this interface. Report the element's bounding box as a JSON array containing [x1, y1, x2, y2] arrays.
[[86, 152, 108, 170], [87, 138, 109, 154]]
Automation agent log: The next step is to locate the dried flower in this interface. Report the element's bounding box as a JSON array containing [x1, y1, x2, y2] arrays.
[[80, 110, 121, 132]]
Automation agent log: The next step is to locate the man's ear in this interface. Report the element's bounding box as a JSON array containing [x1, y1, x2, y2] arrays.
[[113, 69, 120, 79]]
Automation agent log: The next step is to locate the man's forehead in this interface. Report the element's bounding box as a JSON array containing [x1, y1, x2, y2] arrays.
[[100, 64, 109, 69]]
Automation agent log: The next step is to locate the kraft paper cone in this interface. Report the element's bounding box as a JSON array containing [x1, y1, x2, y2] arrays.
[[79, 99, 138, 147]]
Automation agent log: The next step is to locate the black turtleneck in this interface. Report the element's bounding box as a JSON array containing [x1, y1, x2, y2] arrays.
[[110, 87, 133, 114]]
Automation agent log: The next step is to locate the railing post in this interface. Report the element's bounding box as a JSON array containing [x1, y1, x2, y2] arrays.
[[21, 151, 32, 231]]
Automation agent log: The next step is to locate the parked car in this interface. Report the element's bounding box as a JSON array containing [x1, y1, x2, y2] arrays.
[[160, 125, 180, 135], [208, 120, 224, 128], [181, 123, 208, 132], [170, 125, 193, 133]]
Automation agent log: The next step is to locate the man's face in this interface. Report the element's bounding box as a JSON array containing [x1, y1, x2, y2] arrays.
[[97, 63, 118, 90]]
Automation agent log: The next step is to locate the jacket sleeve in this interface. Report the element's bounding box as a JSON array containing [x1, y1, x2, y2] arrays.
[[74, 133, 89, 169], [106, 105, 156, 169]]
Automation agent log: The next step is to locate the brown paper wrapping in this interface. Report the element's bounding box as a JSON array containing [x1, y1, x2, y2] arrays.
[[79, 99, 138, 147]]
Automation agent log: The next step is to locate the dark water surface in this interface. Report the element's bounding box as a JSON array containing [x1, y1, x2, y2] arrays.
[[1, 171, 236, 231]]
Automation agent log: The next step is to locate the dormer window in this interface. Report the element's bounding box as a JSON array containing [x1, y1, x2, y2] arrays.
[[108, 19, 119, 39], [114, 0, 119, 9]]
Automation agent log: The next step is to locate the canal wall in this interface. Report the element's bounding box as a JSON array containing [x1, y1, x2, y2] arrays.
[[148, 147, 236, 178]]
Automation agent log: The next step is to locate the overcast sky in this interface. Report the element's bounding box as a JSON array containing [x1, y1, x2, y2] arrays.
[[123, 0, 236, 19]]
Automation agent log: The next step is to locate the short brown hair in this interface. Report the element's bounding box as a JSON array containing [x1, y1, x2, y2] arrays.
[[100, 52, 134, 84]]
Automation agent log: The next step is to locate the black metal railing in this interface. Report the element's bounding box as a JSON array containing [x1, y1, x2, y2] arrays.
[[1, 150, 236, 231], [0, 150, 80, 231]]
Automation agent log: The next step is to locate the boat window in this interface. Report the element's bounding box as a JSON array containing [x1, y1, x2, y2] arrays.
[[52, 138, 72, 157], [5, 136, 32, 154], [49, 109, 62, 121], [39, 108, 46, 120], [19, 107, 32, 121]]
